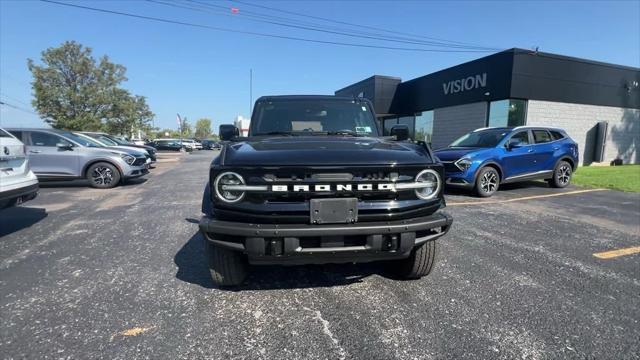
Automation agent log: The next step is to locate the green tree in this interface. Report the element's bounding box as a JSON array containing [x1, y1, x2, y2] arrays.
[[103, 90, 154, 136], [179, 117, 192, 137], [28, 41, 127, 130], [194, 118, 212, 139]]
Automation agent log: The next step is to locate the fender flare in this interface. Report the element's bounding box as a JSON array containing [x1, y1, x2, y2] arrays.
[[555, 156, 576, 171], [473, 161, 504, 182], [82, 159, 124, 179], [201, 182, 213, 215]]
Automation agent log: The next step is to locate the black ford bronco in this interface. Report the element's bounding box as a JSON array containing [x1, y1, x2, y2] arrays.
[[200, 95, 452, 286]]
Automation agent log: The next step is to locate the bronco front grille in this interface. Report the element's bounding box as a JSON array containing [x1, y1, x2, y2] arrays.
[[210, 165, 445, 222]]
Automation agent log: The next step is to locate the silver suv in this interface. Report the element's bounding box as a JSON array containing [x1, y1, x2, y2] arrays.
[[7, 128, 149, 189]]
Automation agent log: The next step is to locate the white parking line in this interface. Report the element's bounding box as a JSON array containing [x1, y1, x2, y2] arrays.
[[448, 188, 608, 206]]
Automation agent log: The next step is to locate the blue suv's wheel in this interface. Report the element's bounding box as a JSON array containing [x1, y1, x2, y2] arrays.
[[475, 167, 500, 197], [549, 160, 572, 188]]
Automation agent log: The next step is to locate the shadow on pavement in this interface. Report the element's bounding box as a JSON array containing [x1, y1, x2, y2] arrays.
[[174, 230, 394, 291], [174, 232, 216, 289], [0, 206, 48, 237], [39, 178, 147, 188], [445, 180, 552, 197]]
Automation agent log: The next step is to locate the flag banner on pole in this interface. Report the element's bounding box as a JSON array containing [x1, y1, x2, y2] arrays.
[[176, 114, 182, 126]]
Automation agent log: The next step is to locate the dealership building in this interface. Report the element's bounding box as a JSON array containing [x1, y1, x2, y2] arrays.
[[335, 48, 639, 165]]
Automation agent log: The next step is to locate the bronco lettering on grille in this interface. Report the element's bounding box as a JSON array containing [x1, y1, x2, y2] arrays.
[[272, 184, 393, 192]]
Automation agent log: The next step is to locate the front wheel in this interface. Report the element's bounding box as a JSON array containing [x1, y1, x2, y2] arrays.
[[86, 162, 121, 189], [392, 241, 437, 279], [475, 167, 500, 197], [548, 161, 572, 188], [205, 240, 248, 287]]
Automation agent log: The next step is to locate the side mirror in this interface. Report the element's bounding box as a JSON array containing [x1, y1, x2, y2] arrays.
[[57, 143, 73, 150], [219, 124, 240, 141], [507, 139, 523, 149], [390, 124, 410, 141]]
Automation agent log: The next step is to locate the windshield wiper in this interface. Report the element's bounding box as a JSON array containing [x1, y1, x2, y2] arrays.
[[325, 130, 361, 137], [254, 131, 295, 136]]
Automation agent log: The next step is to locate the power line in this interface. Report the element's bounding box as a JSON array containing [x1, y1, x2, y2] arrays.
[[0, 100, 40, 116], [39, 0, 497, 53], [152, 0, 498, 51], [0, 93, 32, 108], [181, 0, 498, 50], [229, 0, 496, 49]]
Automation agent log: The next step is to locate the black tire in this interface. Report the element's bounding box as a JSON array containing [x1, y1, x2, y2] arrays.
[[475, 166, 500, 197], [548, 160, 572, 188], [393, 241, 437, 279], [205, 240, 248, 287], [86, 162, 121, 189]]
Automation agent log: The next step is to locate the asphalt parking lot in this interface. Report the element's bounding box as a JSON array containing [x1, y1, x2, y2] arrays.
[[1, 151, 639, 359]]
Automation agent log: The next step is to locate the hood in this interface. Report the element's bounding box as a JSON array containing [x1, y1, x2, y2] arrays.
[[89, 147, 144, 158], [102, 146, 145, 157], [118, 143, 155, 152], [434, 147, 484, 162], [109, 145, 148, 156], [221, 136, 432, 166]]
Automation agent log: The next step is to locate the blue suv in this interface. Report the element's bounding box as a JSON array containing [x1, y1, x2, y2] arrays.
[[435, 127, 579, 197]]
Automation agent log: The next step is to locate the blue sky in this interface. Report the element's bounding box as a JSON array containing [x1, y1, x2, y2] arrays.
[[1, 0, 639, 132]]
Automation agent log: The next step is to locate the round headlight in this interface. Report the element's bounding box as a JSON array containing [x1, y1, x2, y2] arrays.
[[414, 169, 441, 200], [120, 153, 135, 165], [214, 172, 245, 203]]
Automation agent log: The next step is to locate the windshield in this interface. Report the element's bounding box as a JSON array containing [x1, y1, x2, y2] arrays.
[[65, 132, 103, 147], [95, 135, 119, 146], [251, 99, 378, 137], [83, 133, 119, 146], [105, 135, 131, 145], [449, 128, 511, 148]]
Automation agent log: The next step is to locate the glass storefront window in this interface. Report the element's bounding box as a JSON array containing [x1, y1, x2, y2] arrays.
[[415, 111, 434, 144], [488, 99, 527, 127]]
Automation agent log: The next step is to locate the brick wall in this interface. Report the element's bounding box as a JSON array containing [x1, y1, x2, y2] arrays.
[[527, 100, 639, 165], [432, 102, 487, 150]]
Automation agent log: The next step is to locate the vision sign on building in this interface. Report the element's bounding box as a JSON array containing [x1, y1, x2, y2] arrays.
[[443, 73, 487, 95]]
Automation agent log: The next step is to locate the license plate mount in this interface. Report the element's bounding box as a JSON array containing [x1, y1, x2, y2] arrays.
[[310, 198, 358, 224]]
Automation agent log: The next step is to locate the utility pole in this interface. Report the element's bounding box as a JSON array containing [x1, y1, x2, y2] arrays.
[[177, 113, 183, 146], [249, 68, 253, 116]]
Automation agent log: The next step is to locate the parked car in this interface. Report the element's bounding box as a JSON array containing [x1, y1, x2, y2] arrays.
[[0, 128, 39, 209], [199, 95, 452, 286], [434, 126, 579, 197], [201, 139, 220, 150], [130, 138, 147, 146], [7, 128, 149, 189], [150, 139, 191, 152], [80, 132, 157, 162], [180, 139, 202, 150], [76, 132, 154, 165]]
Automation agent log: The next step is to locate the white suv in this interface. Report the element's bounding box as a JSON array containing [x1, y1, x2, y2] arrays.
[[0, 128, 38, 209]]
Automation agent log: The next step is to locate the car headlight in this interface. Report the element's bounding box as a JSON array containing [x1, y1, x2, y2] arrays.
[[454, 158, 472, 171], [214, 172, 245, 203], [414, 169, 441, 200], [120, 153, 135, 165]]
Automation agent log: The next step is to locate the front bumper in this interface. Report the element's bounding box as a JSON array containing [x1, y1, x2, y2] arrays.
[[0, 183, 38, 207], [200, 212, 453, 265], [445, 176, 474, 189], [122, 164, 149, 178]]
